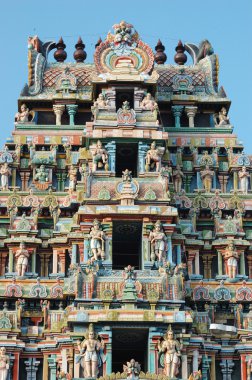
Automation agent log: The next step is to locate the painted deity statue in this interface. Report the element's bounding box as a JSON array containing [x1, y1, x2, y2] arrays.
[[217, 107, 230, 126], [34, 165, 49, 183], [15, 242, 30, 276], [223, 241, 239, 279], [0, 347, 9, 380], [122, 169, 132, 182], [140, 93, 158, 112], [123, 359, 141, 380], [94, 93, 108, 108], [0, 163, 11, 191], [158, 326, 181, 379], [200, 165, 214, 192], [149, 220, 167, 263], [68, 165, 78, 191], [92, 141, 109, 172], [15, 103, 30, 122], [172, 165, 184, 193], [238, 166, 250, 194], [89, 219, 106, 261], [145, 142, 162, 172], [76, 323, 104, 378]]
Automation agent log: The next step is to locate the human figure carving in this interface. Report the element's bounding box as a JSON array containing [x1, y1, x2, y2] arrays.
[[0, 347, 9, 380], [15, 242, 30, 276], [140, 93, 158, 112], [145, 141, 162, 172], [76, 323, 104, 378], [214, 107, 230, 127], [238, 166, 250, 194], [94, 93, 108, 108], [68, 165, 77, 191], [15, 104, 30, 122], [0, 163, 11, 191], [172, 165, 184, 193], [34, 165, 49, 183], [89, 219, 106, 261], [123, 359, 141, 380], [158, 325, 181, 379], [92, 141, 109, 172], [223, 241, 239, 279], [200, 165, 214, 192], [149, 220, 167, 263]]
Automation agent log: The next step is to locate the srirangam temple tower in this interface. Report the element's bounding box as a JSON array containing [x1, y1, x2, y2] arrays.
[[0, 20, 252, 380]]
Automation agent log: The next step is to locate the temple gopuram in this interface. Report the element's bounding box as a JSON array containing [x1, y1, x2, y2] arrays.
[[0, 19, 251, 380]]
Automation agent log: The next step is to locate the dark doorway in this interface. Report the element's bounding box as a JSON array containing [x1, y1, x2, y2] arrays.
[[112, 221, 142, 269], [116, 143, 138, 177], [112, 328, 148, 373], [116, 89, 134, 111]]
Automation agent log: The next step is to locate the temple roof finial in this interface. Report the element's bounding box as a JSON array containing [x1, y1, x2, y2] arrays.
[[154, 39, 167, 65], [174, 40, 187, 65], [54, 37, 67, 62], [73, 36, 86, 63]]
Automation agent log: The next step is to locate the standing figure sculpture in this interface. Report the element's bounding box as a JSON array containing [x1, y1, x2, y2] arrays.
[[223, 241, 239, 279], [76, 323, 104, 378], [238, 166, 250, 194], [145, 142, 162, 172], [15, 242, 30, 276], [200, 165, 214, 192], [15, 103, 30, 123], [68, 165, 78, 191], [0, 163, 11, 191], [158, 325, 181, 379], [89, 219, 106, 261], [92, 141, 109, 172], [149, 220, 167, 263], [172, 165, 184, 193], [0, 347, 9, 380]]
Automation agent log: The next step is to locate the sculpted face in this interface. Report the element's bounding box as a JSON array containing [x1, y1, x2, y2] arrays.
[[168, 331, 174, 340], [21, 104, 27, 112], [89, 331, 94, 339]]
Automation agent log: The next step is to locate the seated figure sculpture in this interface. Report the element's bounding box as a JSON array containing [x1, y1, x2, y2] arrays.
[[92, 141, 109, 172], [34, 165, 49, 183], [15, 103, 30, 122], [145, 141, 162, 172], [94, 93, 108, 108], [214, 107, 230, 127], [140, 93, 158, 112]]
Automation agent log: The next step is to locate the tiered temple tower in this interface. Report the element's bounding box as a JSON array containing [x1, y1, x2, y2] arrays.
[[0, 20, 251, 380]]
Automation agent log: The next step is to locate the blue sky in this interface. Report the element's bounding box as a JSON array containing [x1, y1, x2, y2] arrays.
[[0, 0, 251, 150]]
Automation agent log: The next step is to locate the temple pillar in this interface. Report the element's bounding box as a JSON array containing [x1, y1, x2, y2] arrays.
[[138, 142, 149, 174], [66, 104, 78, 126], [58, 250, 66, 275], [247, 256, 252, 278], [240, 251, 245, 276], [71, 244, 78, 265], [48, 356, 57, 380], [99, 329, 112, 375], [187, 249, 196, 275], [53, 105, 65, 126], [193, 349, 199, 373], [177, 245, 182, 264], [56, 172, 62, 191], [31, 249, 36, 273], [233, 171, 238, 191], [12, 352, 20, 380], [185, 174, 193, 193], [25, 358, 40, 380], [148, 328, 160, 374], [195, 250, 200, 275], [241, 354, 247, 380], [8, 249, 14, 273], [105, 141, 116, 172], [185, 106, 198, 128], [202, 355, 211, 380], [172, 105, 184, 128], [67, 348, 74, 378], [0, 252, 7, 276], [43, 354, 48, 380], [211, 353, 216, 380], [52, 248, 58, 274], [20, 171, 30, 191], [218, 250, 223, 276], [181, 353, 188, 380], [11, 168, 16, 187]]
